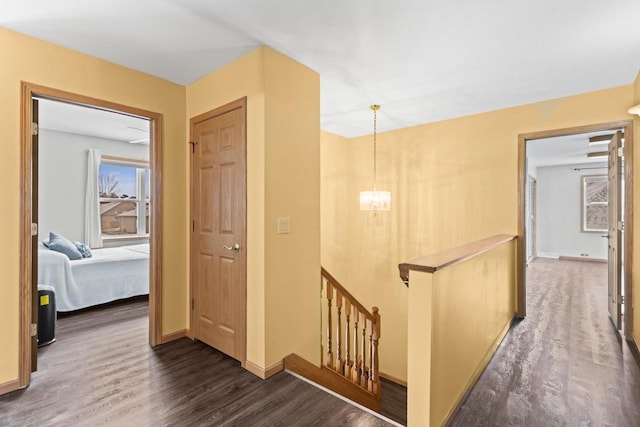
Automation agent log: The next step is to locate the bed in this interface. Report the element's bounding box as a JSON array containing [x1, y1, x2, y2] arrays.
[[38, 243, 149, 312]]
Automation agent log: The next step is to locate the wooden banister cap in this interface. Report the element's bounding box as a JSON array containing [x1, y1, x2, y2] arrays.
[[398, 234, 516, 286]]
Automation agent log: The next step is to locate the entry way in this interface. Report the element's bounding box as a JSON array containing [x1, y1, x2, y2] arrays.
[[517, 120, 633, 338]]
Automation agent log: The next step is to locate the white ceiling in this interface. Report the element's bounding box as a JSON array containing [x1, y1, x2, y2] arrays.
[[527, 130, 622, 169], [3, 0, 640, 137], [37, 98, 149, 144]]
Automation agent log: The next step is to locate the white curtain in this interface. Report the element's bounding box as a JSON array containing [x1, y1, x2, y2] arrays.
[[84, 149, 103, 248]]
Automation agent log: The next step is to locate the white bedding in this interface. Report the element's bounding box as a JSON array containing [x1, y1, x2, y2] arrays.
[[38, 243, 149, 311]]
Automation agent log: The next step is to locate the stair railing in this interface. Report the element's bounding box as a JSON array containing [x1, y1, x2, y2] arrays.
[[321, 267, 381, 399]]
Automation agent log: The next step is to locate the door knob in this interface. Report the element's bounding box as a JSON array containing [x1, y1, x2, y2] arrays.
[[601, 235, 610, 239], [223, 243, 241, 252]]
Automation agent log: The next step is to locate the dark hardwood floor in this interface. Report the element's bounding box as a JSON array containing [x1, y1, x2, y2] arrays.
[[0, 297, 398, 426], [450, 258, 640, 426], [13, 258, 635, 426]]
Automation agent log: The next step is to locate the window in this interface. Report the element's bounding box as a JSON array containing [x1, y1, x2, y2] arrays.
[[581, 175, 607, 233], [99, 158, 150, 238]]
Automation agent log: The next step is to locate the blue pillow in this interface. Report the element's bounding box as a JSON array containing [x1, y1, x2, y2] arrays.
[[48, 232, 82, 260], [74, 241, 93, 258]]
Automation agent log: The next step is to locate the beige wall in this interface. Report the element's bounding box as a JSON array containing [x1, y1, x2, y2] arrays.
[[263, 49, 321, 366], [321, 84, 635, 382], [320, 131, 353, 293], [0, 28, 187, 385], [634, 71, 640, 347], [186, 47, 320, 369], [406, 240, 516, 426], [407, 271, 433, 427], [430, 240, 515, 425]]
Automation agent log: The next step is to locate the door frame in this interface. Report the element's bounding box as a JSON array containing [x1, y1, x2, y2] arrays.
[[517, 120, 633, 339], [526, 174, 538, 263], [188, 97, 247, 367], [19, 82, 164, 388]]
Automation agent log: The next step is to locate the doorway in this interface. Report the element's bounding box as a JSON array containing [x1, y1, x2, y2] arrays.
[[19, 82, 164, 388], [189, 98, 247, 365], [517, 120, 634, 339]]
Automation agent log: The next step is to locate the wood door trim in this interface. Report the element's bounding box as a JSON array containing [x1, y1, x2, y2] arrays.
[[30, 98, 39, 372], [19, 82, 164, 388], [0, 379, 20, 396], [517, 120, 634, 340], [19, 83, 31, 387], [189, 97, 247, 366], [160, 329, 188, 344]]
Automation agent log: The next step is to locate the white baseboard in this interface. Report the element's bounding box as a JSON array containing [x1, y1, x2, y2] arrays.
[[537, 252, 560, 259], [559, 255, 607, 263]]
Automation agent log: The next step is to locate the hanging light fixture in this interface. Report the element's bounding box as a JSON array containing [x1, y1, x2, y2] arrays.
[[360, 104, 391, 211]]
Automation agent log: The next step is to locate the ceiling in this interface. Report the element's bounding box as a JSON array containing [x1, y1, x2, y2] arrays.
[[527, 130, 622, 169], [3, 0, 640, 137], [37, 98, 149, 144]]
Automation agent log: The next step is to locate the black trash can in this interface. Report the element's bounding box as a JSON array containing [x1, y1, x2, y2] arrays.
[[37, 284, 56, 346]]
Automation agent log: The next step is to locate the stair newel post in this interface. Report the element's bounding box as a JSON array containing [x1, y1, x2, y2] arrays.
[[352, 309, 360, 383], [335, 291, 343, 374], [360, 312, 367, 388], [326, 281, 333, 369], [344, 300, 352, 379], [371, 307, 380, 396]]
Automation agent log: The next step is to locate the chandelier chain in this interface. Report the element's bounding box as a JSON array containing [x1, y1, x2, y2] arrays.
[[359, 104, 389, 211], [373, 106, 377, 189]]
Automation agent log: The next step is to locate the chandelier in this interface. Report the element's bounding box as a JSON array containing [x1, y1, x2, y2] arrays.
[[360, 105, 391, 211]]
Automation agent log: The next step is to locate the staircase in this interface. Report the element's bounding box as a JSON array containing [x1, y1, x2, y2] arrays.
[[284, 267, 381, 411]]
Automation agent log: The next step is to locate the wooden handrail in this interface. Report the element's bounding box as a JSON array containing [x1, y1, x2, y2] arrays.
[[321, 267, 381, 401], [398, 234, 517, 286], [321, 267, 377, 324]]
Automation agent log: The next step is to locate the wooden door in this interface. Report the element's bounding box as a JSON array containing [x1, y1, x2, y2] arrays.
[[531, 178, 537, 259], [526, 175, 537, 263], [607, 131, 622, 329], [190, 98, 246, 362], [31, 98, 39, 372]]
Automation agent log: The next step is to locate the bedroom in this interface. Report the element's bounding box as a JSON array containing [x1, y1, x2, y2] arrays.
[[36, 97, 151, 343]]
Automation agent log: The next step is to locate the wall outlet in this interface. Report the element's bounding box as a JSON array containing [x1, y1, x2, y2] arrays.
[[580, 253, 589, 257]]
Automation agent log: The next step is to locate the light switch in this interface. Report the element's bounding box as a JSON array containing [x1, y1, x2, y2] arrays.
[[277, 217, 291, 234]]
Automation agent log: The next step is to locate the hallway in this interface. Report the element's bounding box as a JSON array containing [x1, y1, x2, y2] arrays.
[[0, 298, 396, 426], [451, 258, 640, 426]]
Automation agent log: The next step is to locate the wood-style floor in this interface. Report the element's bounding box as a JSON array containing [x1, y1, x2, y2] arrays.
[[0, 297, 399, 427], [8, 258, 635, 426], [451, 258, 640, 426]]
